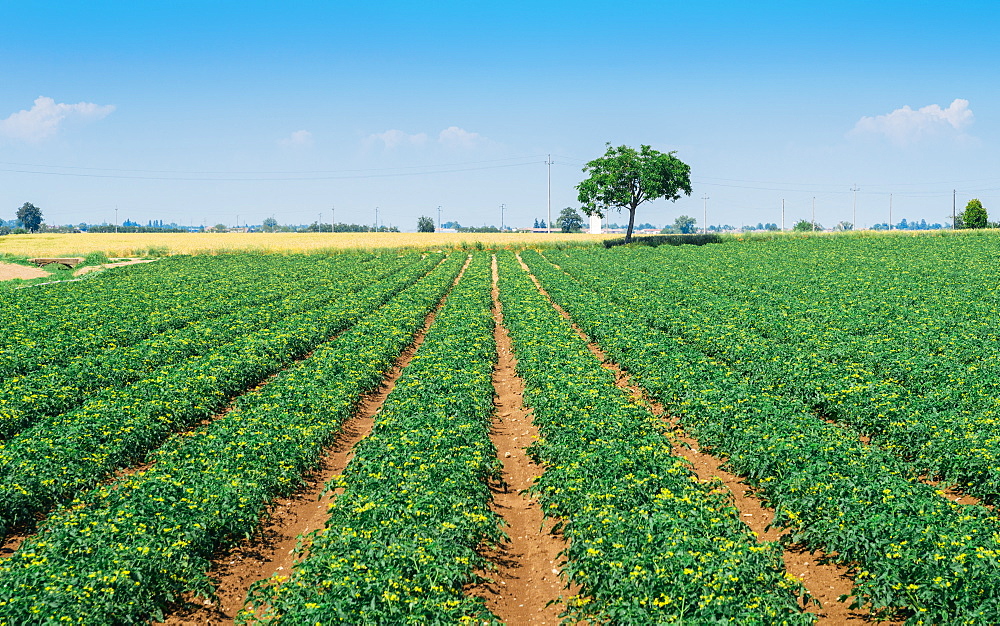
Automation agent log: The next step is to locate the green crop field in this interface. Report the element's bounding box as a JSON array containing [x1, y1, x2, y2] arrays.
[[1, 234, 1000, 624]]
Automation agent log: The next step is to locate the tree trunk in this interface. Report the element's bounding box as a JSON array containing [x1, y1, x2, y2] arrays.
[[624, 207, 637, 243]]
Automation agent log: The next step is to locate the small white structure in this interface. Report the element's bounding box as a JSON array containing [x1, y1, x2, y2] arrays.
[[589, 213, 602, 234]]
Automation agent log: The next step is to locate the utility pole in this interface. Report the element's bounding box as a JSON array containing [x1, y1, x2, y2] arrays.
[[851, 185, 860, 230], [889, 194, 893, 231], [546, 155, 553, 234], [115, 206, 119, 234], [812, 197, 816, 232], [375, 206, 379, 232], [781, 199, 785, 231], [953, 189, 957, 228], [319, 212, 322, 232], [500, 203, 506, 231], [701, 195, 709, 234], [331, 205, 335, 231], [236, 214, 239, 230], [437, 205, 441, 231]]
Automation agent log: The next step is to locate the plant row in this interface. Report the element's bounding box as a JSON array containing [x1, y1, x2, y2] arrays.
[[544, 243, 1000, 504], [0, 253, 465, 624], [0, 253, 448, 538], [495, 252, 811, 624], [0, 253, 374, 379], [242, 252, 503, 624], [524, 248, 1000, 623], [0, 253, 415, 441]]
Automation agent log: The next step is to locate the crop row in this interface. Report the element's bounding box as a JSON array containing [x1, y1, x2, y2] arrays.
[[544, 243, 1000, 504], [523, 248, 1000, 623], [0, 253, 415, 442], [0, 253, 448, 538], [243, 252, 502, 623], [496, 252, 811, 624], [0, 253, 374, 379], [0, 253, 465, 623]]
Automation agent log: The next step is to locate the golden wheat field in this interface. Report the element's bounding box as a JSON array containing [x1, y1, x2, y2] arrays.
[[0, 232, 614, 257]]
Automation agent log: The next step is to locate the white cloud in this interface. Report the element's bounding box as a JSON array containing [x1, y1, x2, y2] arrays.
[[0, 96, 115, 142], [367, 129, 428, 149], [438, 126, 482, 149], [851, 99, 973, 145], [364, 126, 487, 150], [279, 129, 313, 147]]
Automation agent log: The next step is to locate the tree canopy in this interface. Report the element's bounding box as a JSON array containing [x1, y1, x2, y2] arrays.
[[792, 219, 822, 232], [577, 144, 692, 243], [417, 216, 435, 232], [962, 199, 988, 229], [673, 215, 697, 234], [556, 207, 584, 233], [15, 202, 42, 233]]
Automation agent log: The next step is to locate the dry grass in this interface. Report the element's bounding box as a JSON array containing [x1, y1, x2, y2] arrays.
[[0, 232, 613, 257]]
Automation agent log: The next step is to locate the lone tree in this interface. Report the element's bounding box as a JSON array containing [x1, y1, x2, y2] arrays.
[[417, 216, 435, 232], [262, 217, 278, 232], [16, 202, 42, 233], [673, 215, 697, 234], [556, 207, 584, 233], [962, 199, 988, 229], [577, 143, 692, 243]]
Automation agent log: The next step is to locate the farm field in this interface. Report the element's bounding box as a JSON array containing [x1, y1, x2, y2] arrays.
[[0, 232, 612, 258], [2, 234, 1000, 624]]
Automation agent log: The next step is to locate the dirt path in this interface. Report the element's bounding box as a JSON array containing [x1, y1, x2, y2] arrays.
[[73, 258, 158, 276], [515, 253, 880, 625], [0, 262, 48, 281], [159, 255, 471, 625], [0, 529, 32, 560], [466, 255, 580, 625]]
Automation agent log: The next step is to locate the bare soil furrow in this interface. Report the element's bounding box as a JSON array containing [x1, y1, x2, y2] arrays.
[[466, 255, 580, 625]]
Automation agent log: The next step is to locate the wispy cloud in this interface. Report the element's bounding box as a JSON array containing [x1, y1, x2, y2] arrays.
[[365, 126, 486, 150], [0, 96, 115, 142], [279, 129, 313, 147], [850, 99, 973, 145], [438, 126, 482, 149], [366, 129, 429, 149]]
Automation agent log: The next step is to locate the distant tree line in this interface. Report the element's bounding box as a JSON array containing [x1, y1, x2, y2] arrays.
[[301, 222, 399, 233], [438, 221, 507, 233], [742, 222, 780, 231], [608, 222, 658, 230], [457, 226, 503, 233], [86, 225, 189, 233], [871, 218, 948, 231]]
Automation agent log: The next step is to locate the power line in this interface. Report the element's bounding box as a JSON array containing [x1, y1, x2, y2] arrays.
[[0, 160, 540, 182], [0, 155, 547, 176]]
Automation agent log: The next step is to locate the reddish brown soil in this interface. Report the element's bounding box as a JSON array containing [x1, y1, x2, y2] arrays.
[[516, 253, 883, 625], [0, 530, 31, 560], [921, 477, 990, 508], [0, 262, 48, 281], [159, 255, 471, 625], [465, 255, 581, 625]]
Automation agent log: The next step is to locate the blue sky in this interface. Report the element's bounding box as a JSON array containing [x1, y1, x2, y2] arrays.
[[1, 1, 998, 230]]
